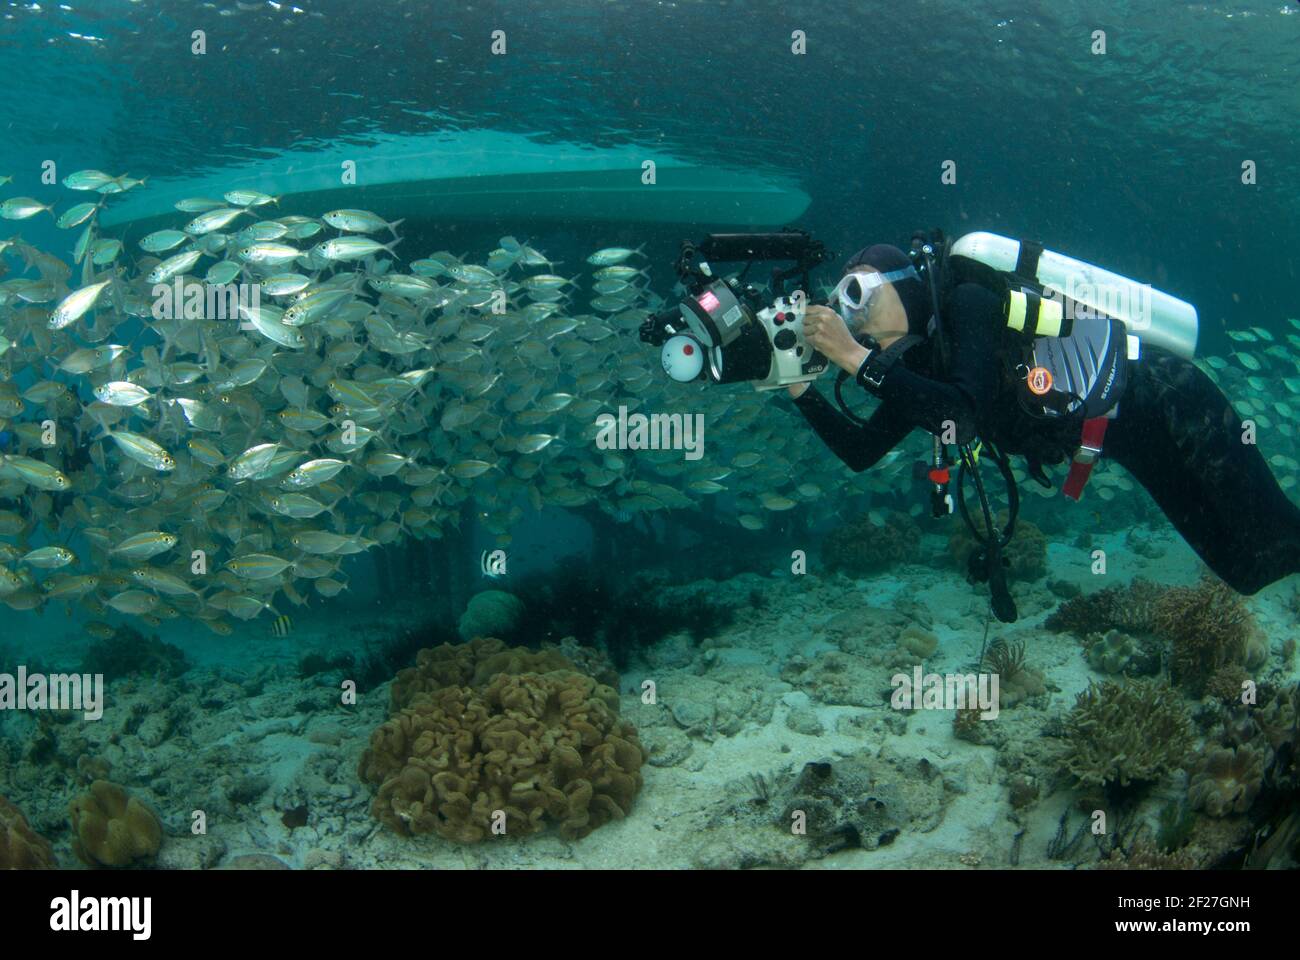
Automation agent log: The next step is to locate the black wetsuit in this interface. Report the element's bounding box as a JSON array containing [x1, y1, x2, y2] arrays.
[[794, 281, 1300, 594]]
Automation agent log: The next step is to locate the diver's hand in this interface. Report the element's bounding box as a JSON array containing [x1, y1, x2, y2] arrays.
[[787, 382, 810, 399], [802, 305, 869, 373]]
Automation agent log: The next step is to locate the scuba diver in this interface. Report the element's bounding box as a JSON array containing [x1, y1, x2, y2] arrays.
[[789, 238, 1300, 604]]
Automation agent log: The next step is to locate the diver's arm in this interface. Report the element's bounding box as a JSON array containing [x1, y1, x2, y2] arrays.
[[792, 385, 912, 472]]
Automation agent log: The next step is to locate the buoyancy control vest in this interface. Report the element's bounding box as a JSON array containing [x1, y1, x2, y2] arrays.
[[928, 232, 1199, 498]]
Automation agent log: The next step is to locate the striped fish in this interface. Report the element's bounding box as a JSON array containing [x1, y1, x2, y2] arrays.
[[270, 614, 293, 638]]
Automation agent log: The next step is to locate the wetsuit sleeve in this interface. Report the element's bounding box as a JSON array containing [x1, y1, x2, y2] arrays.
[[792, 383, 913, 472], [872, 282, 1003, 442]]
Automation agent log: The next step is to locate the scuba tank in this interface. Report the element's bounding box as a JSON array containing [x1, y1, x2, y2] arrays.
[[946, 232, 1198, 427], [904, 230, 1200, 626], [948, 232, 1198, 359]]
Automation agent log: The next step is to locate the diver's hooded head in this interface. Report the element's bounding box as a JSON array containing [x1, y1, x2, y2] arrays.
[[842, 244, 930, 337]]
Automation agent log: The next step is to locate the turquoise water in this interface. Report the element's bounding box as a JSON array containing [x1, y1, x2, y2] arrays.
[[0, 1, 1298, 871]]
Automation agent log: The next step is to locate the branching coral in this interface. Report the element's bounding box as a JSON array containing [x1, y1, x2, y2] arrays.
[[1188, 745, 1269, 817], [1063, 679, 1193, 790], [823, 510, 921, 575], [0, 796, 56, 869], [1049, 576, 1265, 697], [360, 666, 644, 843], [1045, 578, 1164, 636], [1154, 577, 1259, 695]]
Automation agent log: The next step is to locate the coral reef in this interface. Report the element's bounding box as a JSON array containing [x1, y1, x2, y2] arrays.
[[1084, 629, 1158, 676], [388, 636, 577, 710], [780, 651, 880, 707], [1044, 578, 1164, 636], [69, 780, 163, 867], [823, 510, 921, 575], [1205, 665, 1252, 704], [81, 625, 188, 681], [1096, 838, 1199, 870], [359, 657, 644, 843], [772, 753, 948, 856], [1188, 745, 1269, 817], [1048, 576, 1265, 696], [0, 795, 57, 869], [948, 515, 1047, 582], [1155, 577, 1262, 695], [981, 639, 1046, 707], [1062, 679, 1192, 790], [457, 589, 525, 642]]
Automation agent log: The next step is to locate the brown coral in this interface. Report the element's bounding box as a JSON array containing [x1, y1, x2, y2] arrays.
[[360, 669, 644, 843], [823, 510, 921, 575], [388, 636, 578, 711], [1045, 578, 1164, 636], [1155, 577, 1258, 696], [1, 796, 56, 869], [1188, 745, 1268, 817], [68, 780, 163, 867], [1096, 839, 1199, 870], [1063, 679, 1192, 789]]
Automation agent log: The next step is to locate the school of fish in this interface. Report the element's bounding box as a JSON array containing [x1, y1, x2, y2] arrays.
[[1, 170, 1297, 635], [0, 170, 917, 634]]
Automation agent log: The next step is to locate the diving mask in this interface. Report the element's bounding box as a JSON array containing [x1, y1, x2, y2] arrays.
[[832, 265, 919, 324]]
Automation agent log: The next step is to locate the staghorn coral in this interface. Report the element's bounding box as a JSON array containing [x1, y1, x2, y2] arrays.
[[360, 668, 644, 843], [1154, 577, 1260, 696], [1205, 664, 1252, 704], [0, 795, 56, 869], [69, 780, 163, 867], [1045, 578, 1164, 636], [1188, 745, 1269, 817], [1063, 679, 1193, 790], [823, 510, 921, 575], [948, 514, 1047, 582]]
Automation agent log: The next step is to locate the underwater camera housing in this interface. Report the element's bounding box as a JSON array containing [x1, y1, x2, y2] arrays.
[[640, 231, 835, 390]]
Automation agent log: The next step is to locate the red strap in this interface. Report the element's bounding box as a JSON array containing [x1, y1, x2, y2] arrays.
[[1062, 417, 1110, 501]]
